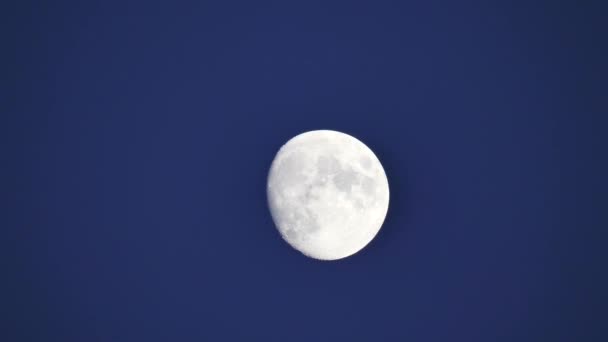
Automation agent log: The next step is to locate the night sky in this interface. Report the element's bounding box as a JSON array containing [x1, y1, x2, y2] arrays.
[[4, 1, 607, 341]]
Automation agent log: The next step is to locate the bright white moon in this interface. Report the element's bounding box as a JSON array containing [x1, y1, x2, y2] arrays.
[[267, 130, 390, 260]]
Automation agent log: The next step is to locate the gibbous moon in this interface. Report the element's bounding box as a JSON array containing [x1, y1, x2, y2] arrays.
[[267, 130, 390, 260]]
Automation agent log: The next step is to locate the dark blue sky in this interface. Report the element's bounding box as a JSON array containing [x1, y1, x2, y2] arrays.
[[4, 0, 607, 341]]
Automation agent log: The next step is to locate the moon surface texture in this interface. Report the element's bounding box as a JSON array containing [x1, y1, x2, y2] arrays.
[[267, 130, 390, 260]]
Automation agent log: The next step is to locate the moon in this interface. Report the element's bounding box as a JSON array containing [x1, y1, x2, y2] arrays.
[[267, 130, 390, 260]]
